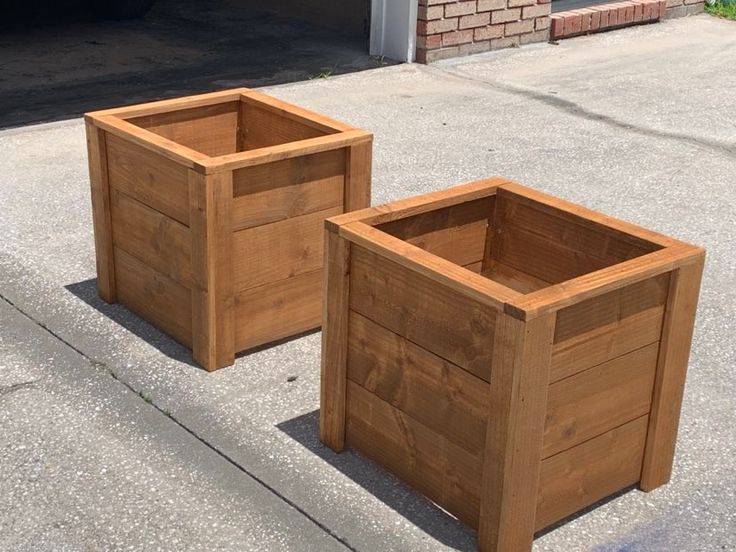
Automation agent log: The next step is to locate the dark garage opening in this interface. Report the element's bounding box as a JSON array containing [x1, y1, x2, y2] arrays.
[[0, 0, 384, 129]]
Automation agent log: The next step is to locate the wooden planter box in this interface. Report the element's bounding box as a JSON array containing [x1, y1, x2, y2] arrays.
[[320, 178, 704, 551], [86, 88, 372, 370]]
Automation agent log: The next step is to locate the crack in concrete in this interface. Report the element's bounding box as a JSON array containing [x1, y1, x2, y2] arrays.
[[428, 65, 736, 159], [0, 293, 356, 552], [0, 380, 38, 397]]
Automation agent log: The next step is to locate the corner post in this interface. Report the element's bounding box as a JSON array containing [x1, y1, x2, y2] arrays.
[[86, 121, 117, 303], [189, 169, 235, 371], [319, 227, 351, 451], [478, 311, 556, 552], [641, 256, 705, 490], [344, 139, 373, 212]]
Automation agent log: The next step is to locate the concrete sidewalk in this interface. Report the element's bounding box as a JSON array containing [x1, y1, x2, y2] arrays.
[[1, 15, 734, 552]]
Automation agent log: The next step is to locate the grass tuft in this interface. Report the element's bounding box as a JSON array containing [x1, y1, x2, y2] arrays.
[[706, 0, 736, 19]]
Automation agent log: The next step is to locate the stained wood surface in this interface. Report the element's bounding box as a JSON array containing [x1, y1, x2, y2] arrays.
[[349, 244, 497, 381], [115, 246, 192, 347], [189, 171, 235, 370], [344, 142, 372, 212], [536, 415, 649, 530], [240, 102, 326, 150], [110, 189, 192, 287], [106, 132, 190, 225], [232, 149, 345, 230], [483, 262, 550, 294], [86, 123, 116, 302], [128, 101, 240, 157], [320, 231, 351, 451], [347, 311, 488, 455], [641, 258, 705, 490], [377, 197, 492, 268], [543, 342, 658, 458], [234, 269, 322, 352], [88, 89, 243, 119], [233, 206, 342, 292], [346, 380, 483, 527], [479, 313, 555, 552]]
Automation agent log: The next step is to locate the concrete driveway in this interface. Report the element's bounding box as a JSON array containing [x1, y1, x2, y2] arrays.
[[1, 14, 734, 552]]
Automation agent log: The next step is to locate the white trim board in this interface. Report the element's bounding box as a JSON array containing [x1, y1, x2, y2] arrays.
[[370, 0, 418, 62]]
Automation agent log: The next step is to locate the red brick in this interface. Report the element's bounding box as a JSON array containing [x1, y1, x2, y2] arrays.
[[564, 13, 582, 34], [509, 0, 536, 6], [460, 12, 492, 29], [459, 40, 493, 55], [506, 18, 535, 35], [478, 0, 506, 10], [417, 33, 444, 49], [520, 30, 549, 44], [522, 3, 551, 18], [474, 24, 505, 40], [491, 35, 521, 49], [536, 16, 551, 30], [425, 17, 459, 34], [589, 9, 601, 29], [442, 28, 474, 45], [550, 15, 565, 38], [418, 5, 445, 19], [579, 10, 592, 32], [445, 0, 478, 17], [659, 0, 668, 17], [617, 4, 628, 23], [623, 3, 635, 23], [633, 2, 643, 21], [492, 8, 522, 23], [538, 0, 552, 3]]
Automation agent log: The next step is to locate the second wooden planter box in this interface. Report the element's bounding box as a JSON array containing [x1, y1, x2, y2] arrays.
[[86, 88, 372, 370], [320, 179, 704, 551]]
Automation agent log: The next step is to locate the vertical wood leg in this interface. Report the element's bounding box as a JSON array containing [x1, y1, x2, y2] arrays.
[[319, 229, 351, 451], [86, 121, 116, 303], [344, 140, 372, 212], [478, 312, 556, 552], [641, 257, 705, 491], [189, 170, 235, 371]]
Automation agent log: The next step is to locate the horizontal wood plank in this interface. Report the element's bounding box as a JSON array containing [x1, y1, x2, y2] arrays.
[[232, 149, 345, 230], [87, 89, 243, 119], [346, 381, 483, 527], [114, 247, 192, 347], [110, 189, 192, 288], [240, 90, 355, 133], [349, 245, 496, 381], [241, 102, 326, 150], [483, 262, 551, 294], [536, 415, 648, 530], [347, 311, 488, 455], [106, 133, 190, 225], [234, 269, 322, 351], [376, 197, 492, 268], [232, 206, 342, 292], [544, 343, 658, 458]]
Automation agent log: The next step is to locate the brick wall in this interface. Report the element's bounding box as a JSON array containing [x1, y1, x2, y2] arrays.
[[416, 0, 551, 63], [664, 0, 704, 18]]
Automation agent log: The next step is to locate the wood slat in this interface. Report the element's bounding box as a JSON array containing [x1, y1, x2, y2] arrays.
[[543, 343, 658, 458], [536, 415, 649, 530], [106, 132, 190, 225], [347, 311, 488, 455], [232, 149, 345, 230], [346, 381, 483, 527], [344, 141, 372, 212], [234, 269, 323, 351], [114, 247, 192, 347], [241, 102, 326, 150], [483, 262, 551, 295], [349, 245, 496, 381], [377, 197, 492, 268], [241, 90, 355, 133], [232, 206, 342, 292], [554, 273, 670, 344], [128, 101, 240, 157], [88, 88, 243, 119], [110, 189, 192, 287], [551, 304, 665, 383]]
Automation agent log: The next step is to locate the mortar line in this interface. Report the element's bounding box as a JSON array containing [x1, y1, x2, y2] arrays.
[[0, 293, 357, 552], [424, 64, 736, 159]]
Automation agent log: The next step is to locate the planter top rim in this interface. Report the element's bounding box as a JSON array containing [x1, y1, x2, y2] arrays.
[[84, 87, 372, 174], [328, 178, 705, 321]]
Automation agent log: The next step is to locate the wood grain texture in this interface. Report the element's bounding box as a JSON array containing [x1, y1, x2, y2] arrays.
[[346, 380, 483, 527], [234, 269, 323, 352], [320, 231, 351, 451], [106, 132, 190, 225], [232, 149, 345, 230], [543, 342, 658, 458], [189, 170, 235, 370], [536, 415, 649, 530], [347, 311, 488, 455], [241, 102, 326, 150], [115, 246, 192, 347], [377, 197, 493, 268], [483, 262, 551, 294], [110, 189, 192, 287], [478, 313, 555, 552], [349, 244, 497, 382], [641, 258, 705, 491], [344, 142, 372, 212], [128, 101, 240, 157], [233, 206, 342, 292], [86, 122, 116, 302], [88, 88, 243, 119], [241, 90, 355, 133]]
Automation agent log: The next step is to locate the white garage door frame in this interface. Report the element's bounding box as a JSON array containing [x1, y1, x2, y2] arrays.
[[370, 0, 418, 62]]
